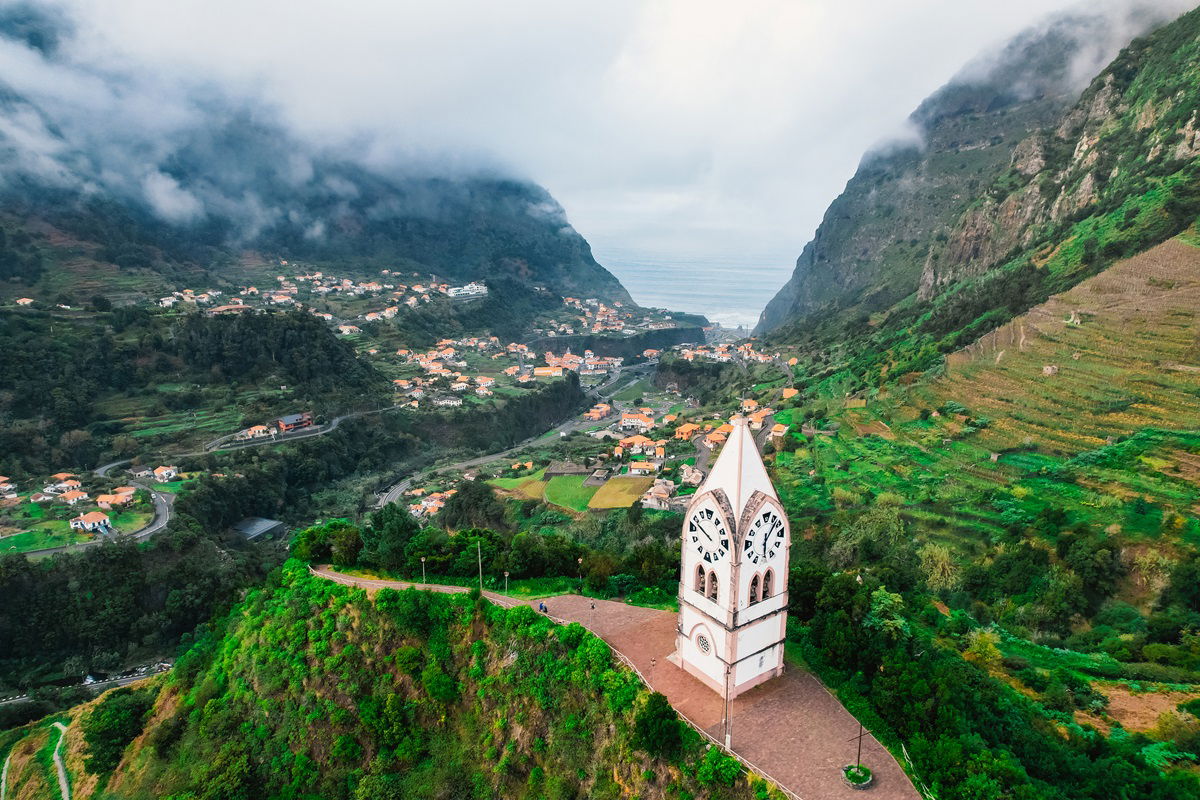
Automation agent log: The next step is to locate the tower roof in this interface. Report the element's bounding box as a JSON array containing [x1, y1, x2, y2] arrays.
[[696, 415, 776, 521]]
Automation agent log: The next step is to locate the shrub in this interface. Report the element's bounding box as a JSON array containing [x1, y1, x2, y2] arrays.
[[83, 687, 155, 774], [695, 746, 741, 786], [632, 692, 682, 758]]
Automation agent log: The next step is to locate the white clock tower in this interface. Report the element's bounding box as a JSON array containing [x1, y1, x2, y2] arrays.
[[672, 415, 790, 700]]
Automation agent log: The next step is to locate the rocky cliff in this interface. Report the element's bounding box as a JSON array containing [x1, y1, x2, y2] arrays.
[[756, 3, 1193, 335]]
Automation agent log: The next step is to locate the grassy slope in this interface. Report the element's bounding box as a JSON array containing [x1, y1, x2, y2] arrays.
[[49, 563, 767, 800]]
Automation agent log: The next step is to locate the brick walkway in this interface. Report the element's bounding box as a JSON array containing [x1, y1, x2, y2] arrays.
[[313, 569, 920, 800], [538, 594, 920, 800]]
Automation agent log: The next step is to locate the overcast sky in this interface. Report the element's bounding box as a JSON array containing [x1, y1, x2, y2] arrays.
[[30, 0, 1193, 321]]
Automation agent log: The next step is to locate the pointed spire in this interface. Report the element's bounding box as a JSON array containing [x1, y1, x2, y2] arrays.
[[696, 415, 776, 522]]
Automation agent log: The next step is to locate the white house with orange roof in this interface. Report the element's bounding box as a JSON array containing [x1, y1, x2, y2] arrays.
[[59, 489, 89, 505], [153, 466, 179, 482], [619, 412, 654, 433], [70, 511, 111, 533]]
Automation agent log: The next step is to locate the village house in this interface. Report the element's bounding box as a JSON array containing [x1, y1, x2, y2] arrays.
[[703, 432, 727, 449], [206, 304, 251, 316], [532, 366, 563, 378], [153, 466, 179, 482], [674, 422, 701, 440], [584, 403, 612, 421], [16, 297, 34, 306], [59, 489, 89, 505], [628, 461, 658, 476], [237, 424, 274, 441], [771, 422, 790, 440], [679, 464, 705, 486], [434, 395, 463, 407], [781, 387, 799, 400], [0, 476, 13, 492], [70, 511, 111, 533], [640, 478, 675, 510], [618, 412, 654, 433], [96, 493, 133, 510], [740, 398, 760, 413], [277, 412, 314, 433]]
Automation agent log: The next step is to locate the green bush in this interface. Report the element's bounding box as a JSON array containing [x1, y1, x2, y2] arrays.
[[83, 687, 155, 774], [632, 692, 682, 758], [695, 746, 741, 786]]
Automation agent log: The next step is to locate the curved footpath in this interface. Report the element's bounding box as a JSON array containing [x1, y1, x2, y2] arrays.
[[50, 722, 70, 800], [311, 566, 921, 800]]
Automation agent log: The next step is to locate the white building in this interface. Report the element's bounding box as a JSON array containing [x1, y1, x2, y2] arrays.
[[670, 416, 790, 703], [446, 282, 488, 298]]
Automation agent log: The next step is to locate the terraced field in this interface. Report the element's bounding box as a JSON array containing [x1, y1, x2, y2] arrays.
[[770, 237, 1200, 559], [925, 238, 1200, 456]]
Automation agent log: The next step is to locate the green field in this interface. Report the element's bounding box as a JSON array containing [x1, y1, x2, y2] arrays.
[[489, 467, 546, 489], [1, 526, 90, 552], [588, 476, 654, 509], [542, 475, 599, 512]]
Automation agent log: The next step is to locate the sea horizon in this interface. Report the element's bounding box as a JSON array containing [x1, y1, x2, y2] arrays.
[[596, 247, 795, 330]]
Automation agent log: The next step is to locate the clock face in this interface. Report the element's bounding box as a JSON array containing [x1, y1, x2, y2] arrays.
[[688, 505, 730, 564], [743, 507, 786, 566]]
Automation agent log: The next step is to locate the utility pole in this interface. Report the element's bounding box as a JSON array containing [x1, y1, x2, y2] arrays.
[[723, 663, 732, 749], [477, 541, 484, 591]]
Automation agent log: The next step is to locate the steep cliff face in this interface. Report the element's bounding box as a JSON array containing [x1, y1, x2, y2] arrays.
[[755, 3, 1189, 335], [920, 10, 1200, 298]]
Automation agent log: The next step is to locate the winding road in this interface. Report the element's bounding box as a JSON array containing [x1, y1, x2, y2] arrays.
[[21, 361, 658, 557]]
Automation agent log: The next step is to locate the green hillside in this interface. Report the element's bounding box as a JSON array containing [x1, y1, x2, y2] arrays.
[[1, 563, 771, 800]]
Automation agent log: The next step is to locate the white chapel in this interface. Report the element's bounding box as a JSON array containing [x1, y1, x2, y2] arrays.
[[670, 415, 791, 699]]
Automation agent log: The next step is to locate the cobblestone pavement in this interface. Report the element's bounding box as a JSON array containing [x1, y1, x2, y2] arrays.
[[313, 569, 920, 800]]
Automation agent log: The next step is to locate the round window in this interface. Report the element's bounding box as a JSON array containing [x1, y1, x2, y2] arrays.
[[697, 634, 711, 654]]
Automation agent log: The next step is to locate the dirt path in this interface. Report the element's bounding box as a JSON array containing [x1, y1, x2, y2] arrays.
[[311, 567, 921, 800], [50, 722, 70, 800], [1, 748, 10, 800]]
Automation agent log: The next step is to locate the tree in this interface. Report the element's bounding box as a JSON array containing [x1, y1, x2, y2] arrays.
[[919, 543, 960, 592], [362, 505, 421, 570], [437, 480, 507, 531], [963, 629, 1002, 669], [632, 692, 681, 758], [83, 687, 154, 773], [864, 587, 910, 642]]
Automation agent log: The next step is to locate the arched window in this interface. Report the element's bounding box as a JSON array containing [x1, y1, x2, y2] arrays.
[[708, 571, 719, 601], [749, 574, 760, 605], [695, 565, 706, 595], [762, 569, 773, 600]]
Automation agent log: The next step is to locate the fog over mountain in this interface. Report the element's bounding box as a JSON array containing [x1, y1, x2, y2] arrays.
[[0, 0, 1193, 320]]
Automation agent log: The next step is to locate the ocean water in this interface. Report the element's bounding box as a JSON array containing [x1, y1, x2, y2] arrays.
[[597, 249, 796, 330]]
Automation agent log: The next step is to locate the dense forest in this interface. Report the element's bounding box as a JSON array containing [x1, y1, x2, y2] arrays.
[[0, 516, 279, 691]]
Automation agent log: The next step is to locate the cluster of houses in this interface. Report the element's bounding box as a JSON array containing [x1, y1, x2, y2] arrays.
[[405, 487, 457, 518], [675, 342, 789, 365], [559, 297, 678, 336], [235, 412, 315, 441], [5, 471, 154, 535]]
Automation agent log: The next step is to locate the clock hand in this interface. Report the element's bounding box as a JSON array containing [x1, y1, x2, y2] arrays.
[[697, 521, 713, 542]]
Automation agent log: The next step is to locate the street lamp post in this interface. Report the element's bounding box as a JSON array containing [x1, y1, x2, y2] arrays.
[[577, 557, 583, 589], [420, 556, 426, 584], [504, 571, 510, 593]]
